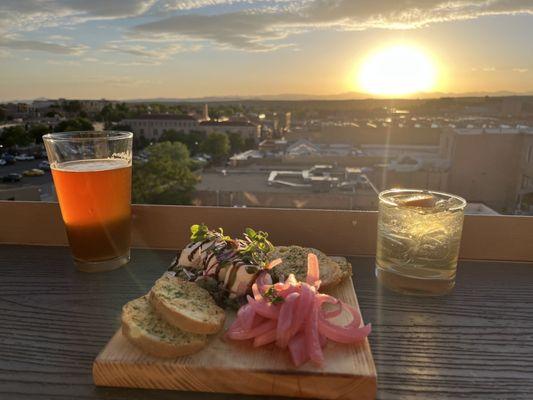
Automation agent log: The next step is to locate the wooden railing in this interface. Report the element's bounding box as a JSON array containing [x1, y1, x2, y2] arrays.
[[1, 201, 533, 262]]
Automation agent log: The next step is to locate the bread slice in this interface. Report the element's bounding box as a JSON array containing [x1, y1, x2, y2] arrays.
[[268, 246, 351, 290], [330, 256, 353, 280], [121, 296, 207, 358], [149, 274, 226, 335]]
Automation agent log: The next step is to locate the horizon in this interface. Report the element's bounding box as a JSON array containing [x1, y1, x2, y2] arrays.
[[5, 91, 533, 104], [1, 1, 532, 101]]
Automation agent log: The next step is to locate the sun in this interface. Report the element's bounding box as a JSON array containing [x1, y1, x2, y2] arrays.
[[357, 45, 437, 96]]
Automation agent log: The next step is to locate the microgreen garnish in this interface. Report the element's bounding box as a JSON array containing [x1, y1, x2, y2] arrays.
[[239, 228, 274, 268], [190, 224, 232, 243], [190, 223, 210, 242], [263, 287, 284, 304]]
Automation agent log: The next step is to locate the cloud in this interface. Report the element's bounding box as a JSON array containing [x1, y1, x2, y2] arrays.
[[513, 68, 528, 73], [0, 36, 87, 55], [1, 0, 532, 54], [47, 34, 73, 41], [58, 0, 157, 18], [132, 0, 533, 51], [132, 10, 298, 51], [87, 75, 161, 87], [160, 0, 299, 11], [46, 59, 81, 65], [103, 42, 194, 59], [0, 0, 158, 32]]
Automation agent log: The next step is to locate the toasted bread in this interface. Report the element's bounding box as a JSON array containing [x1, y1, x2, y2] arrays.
[[150, 274, 226, 335], [121, 296, 207, 358], [268, 246, 351, 290]]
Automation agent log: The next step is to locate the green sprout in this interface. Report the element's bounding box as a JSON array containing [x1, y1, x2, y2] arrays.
[[263, 287, 284, 304], [239, 227, 274, 268]]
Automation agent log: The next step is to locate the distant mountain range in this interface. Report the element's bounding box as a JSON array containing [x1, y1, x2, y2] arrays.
[[124, 90, 533, 103], [4, 91, 533, 104]]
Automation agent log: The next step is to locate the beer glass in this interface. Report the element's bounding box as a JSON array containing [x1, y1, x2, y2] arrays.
[[376, 189, 466, 295], [43, 131, 133, 272]]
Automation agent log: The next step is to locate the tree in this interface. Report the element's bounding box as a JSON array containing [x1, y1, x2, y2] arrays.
[[54, 117, 94, 132], [99, 103, 130, 123], [244, 137, 257, 150], [228, 132, 244, 154], [200, 132, 230, 164], [63, 100, 82, 113], [28, 124, 50, 143], [160, 129, 206, 156], [160, 129, 187, 143], [0, 125, 32, 148], [132, 141, 198, 205], [134, 134, 150, 150], [187, 131, 207, 155]]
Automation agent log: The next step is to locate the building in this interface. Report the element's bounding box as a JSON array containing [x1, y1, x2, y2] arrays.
[[121, 114, 199, 140], [78, 99, 110, 114], [200, 104, 210, 122], [258, 139, 288, 154], [501, 97, 524, 117], [285, 139, 321, 157], [199, 121, 260, 142], [193, 169, 378, 210], [287, 126, 453, 164], [229, 150, 264, 166], [4, 103, 31, 119], [280, 112, 291, 132], [448, 127, 533, 213], [32, 99, 58, 110]]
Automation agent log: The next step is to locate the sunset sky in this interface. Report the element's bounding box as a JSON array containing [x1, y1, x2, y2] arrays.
[[1, 0, 532, 101]]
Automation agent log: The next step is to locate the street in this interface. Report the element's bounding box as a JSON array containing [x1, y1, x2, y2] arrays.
[[0, 159, 56, 200]]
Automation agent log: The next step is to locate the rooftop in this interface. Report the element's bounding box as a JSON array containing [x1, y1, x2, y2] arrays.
[[200, 121, 257, 127], [124, 114, 197, 121], [287, 127, 442, 146], [455, 127, 533, 135]]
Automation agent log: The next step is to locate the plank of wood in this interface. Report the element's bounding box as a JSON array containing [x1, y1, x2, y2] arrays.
[[93, 275, 377, 400], [2, 201, 533, 261]]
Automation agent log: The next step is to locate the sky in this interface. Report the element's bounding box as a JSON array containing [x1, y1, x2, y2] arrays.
[[0, 0, 532, 101]]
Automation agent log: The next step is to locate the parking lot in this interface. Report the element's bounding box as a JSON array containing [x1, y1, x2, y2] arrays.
[[0, 159, 56, 200]]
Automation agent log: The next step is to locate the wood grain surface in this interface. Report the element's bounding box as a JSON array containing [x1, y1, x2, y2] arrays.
[[93, 271, 376, 400], [0, 245, 532, 400]]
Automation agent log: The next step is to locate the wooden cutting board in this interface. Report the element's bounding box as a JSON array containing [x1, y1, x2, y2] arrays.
[[93, 260, 377, 400]]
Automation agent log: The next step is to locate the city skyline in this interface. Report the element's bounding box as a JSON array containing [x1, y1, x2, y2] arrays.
[[1, 1, 532, 101]]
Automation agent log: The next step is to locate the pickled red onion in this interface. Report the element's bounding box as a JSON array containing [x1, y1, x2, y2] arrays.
[[226, 253, 371, 367]]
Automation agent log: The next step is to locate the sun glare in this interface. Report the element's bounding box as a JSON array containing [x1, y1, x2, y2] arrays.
[[357, 45, 437, 96]]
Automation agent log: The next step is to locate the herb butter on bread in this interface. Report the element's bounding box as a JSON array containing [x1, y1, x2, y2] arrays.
[[268, 246, 351, 290], [121, 296, 207, 358], [150, 274, 226, 335]]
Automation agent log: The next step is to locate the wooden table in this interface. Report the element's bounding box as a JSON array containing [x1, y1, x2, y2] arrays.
[[1, 245, 532, 400]]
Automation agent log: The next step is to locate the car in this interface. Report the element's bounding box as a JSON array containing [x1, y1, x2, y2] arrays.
[[15, 154, 35, 161], [32, 151, 47, 159], [23, 168, 45, 177], [2, 173, 22, 183], [38, 161, 51, 171], [2, 154, 16, 165], [0, 159, 6, 166]]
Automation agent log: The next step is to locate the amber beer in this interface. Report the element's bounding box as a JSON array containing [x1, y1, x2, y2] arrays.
[[51, 159, 132, 265]]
